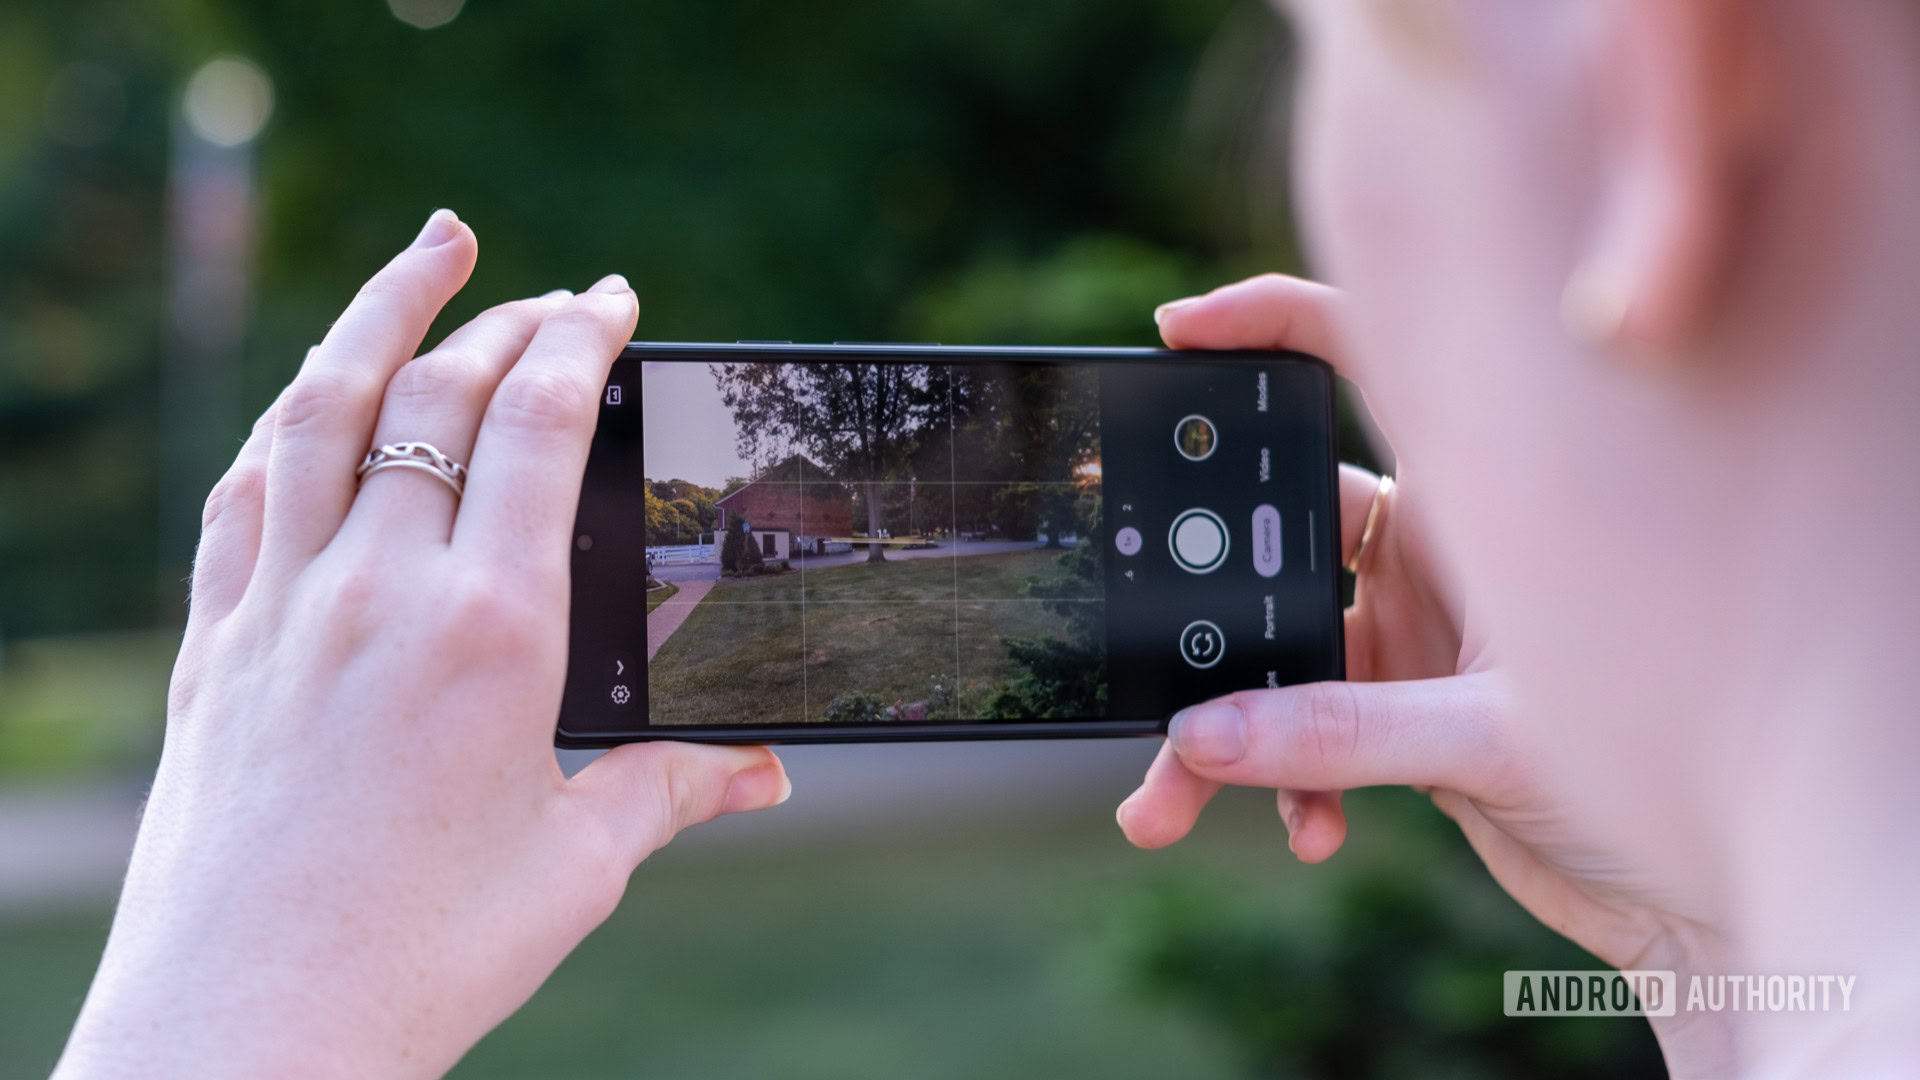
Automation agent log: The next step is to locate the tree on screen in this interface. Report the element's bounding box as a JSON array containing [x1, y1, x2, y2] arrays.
[[987, 492, 1106, 719], [713, 362, 935, 562]]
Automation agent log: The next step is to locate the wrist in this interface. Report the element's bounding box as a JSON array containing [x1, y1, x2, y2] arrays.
[[54, 948, 368, 1080], [1634, 919, 1737, 1080]]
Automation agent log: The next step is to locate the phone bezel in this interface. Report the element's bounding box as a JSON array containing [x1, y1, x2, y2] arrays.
[[555, 342, 1344, 747]]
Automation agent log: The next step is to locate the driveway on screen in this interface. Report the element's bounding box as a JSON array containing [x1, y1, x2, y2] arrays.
[[646, 578, 717, 660]]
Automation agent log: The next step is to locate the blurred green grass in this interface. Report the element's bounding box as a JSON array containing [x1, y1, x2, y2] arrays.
[[0, 784, 1661, 1078], [0, 630, 174, 778]]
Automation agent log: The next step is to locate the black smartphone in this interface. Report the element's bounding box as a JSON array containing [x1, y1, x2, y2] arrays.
[[557, 343, 1343, 746]]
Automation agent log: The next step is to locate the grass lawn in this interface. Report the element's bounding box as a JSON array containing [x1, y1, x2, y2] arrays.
[[0, 795, 1295, 1080], [644, 581, 679, 614], [646, 550, 1099, 725], [0, 786, 1660, 1078]]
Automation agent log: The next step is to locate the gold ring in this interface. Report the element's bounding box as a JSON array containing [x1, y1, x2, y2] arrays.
[[1345, 474, 1394, 574]]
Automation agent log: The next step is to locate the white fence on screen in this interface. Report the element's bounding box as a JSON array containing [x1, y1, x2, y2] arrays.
[[647, 543, 714, 566]]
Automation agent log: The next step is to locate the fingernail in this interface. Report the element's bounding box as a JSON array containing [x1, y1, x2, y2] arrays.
[[589, 273, 631, 296], [1282, 803, 1305, 857], [542, 288, 574, 300], [1169, 701, 1246, 766], [720, 764, 790, 815], [1115, 797, 1136, 832], [411, 208, 461, 249], [1153, 297, 1198, 327]]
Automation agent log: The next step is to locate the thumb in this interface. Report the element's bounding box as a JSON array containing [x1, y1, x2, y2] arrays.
[[1166, 671, 1508, 796], [570, 742, 790, 868]]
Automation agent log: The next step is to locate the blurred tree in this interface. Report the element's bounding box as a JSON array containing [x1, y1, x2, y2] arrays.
[[1112, 836, 1671, 1079], [2, 0, 1296, 636], [0, 0, 224, 635]]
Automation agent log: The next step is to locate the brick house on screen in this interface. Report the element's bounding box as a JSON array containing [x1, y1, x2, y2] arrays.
[[714, 455, 852, 558]]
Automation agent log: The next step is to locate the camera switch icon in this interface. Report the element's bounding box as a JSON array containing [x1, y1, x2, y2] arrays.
[[604, 385, 622, 406], [1179, 620, 1225, 670]]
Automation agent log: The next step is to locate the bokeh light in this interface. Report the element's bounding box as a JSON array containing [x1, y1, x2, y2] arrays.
[[387, 0, 465, 30], [181, 56, 274, 147]]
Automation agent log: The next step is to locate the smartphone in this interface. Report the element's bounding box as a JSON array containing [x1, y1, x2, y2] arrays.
[[557, 343, 1343, 746]]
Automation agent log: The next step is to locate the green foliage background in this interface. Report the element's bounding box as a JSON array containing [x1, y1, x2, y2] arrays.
[[2, 0, 1297, 638], [0, 2, 1657, 1077]]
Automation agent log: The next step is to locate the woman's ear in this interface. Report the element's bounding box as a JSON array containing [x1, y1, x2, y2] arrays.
[[1562, 0, 1779, 362]]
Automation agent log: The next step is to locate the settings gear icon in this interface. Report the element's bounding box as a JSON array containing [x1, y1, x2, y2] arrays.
[[609, 684, 632, 705]]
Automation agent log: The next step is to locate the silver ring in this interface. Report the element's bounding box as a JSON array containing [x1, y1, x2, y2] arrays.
[[357, 442, 467, 498]]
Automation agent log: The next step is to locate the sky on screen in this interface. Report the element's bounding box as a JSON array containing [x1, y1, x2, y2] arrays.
[[640, 361, 754, 488]]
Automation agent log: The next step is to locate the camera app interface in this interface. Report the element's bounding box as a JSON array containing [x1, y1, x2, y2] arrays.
[[569, 351, 1338, 730]]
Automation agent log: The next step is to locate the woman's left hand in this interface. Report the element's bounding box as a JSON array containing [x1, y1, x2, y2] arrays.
[[1114, 277, 1729, 1072], [54, 211, 791, 1080]]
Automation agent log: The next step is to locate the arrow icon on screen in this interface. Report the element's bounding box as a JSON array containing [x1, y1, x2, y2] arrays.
[[615, 660, 625, 676]]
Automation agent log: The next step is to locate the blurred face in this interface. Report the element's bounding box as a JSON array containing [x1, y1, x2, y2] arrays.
[[1281, 0, 1920, 967], [1282, 0, 1748, 845]]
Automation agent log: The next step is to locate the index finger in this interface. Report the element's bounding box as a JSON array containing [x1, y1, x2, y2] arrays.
[[453, 275, 638, 578], [1167, 671, 1510, 797], [1116, 739, 1222, 850], [1154, 274, 1352, 375]]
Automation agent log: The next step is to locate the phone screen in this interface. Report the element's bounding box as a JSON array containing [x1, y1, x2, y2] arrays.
[[559, 345, 1342, 744]]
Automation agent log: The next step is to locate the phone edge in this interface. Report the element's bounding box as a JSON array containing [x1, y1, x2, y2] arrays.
[[556, 343, 1344, 747]]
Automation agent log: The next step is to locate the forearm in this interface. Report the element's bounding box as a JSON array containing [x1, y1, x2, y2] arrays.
[[54, 948, 383, 1080]]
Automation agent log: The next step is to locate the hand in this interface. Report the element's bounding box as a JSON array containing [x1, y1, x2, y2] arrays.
[[1117, 274, 1728, 1069], [55, 211, 791, 1080]]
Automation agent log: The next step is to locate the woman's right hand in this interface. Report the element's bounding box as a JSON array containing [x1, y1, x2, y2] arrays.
[[1116, 274, 1729, 1071], [53, 213, 790, 1080]]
